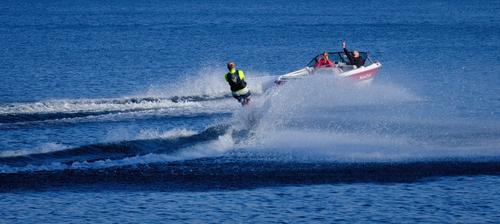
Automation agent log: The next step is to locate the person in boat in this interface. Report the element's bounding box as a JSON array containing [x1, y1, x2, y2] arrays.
[[225, 62, 251, 106], [314, 51, 334, 68], [342, 41, 365, 68]]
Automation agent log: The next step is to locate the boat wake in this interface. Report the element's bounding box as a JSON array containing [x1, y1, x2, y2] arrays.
[[0, 95, 227, 124], [0, 124, 232, 172], [2, 156, 500, 191], [246, 76, 500, 161], [1, 73, 500, 191], [0, 70, 276, 125]]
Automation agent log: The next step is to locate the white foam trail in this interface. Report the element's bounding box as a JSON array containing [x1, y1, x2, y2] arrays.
[[103, 126, 200, 143], [16, 99, 237, 126], [0, 128, 200, 160], [245, 129, 500, 162], [180, 131, 236, 156], [0, 130, 237, 173], [0, 66, 274, 121], [0, 98, 194, 115], [136, 128, 198, 140], [231, 75, 500, 161], [0, 143, 70, 158], [251, 76, 420, 133]]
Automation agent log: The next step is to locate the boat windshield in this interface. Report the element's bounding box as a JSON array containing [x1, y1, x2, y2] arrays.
[[306, 51, 373, 67]]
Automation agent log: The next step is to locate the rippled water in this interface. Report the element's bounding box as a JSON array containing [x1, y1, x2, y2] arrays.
[[1, 0, 500, 223], [2, 176, 500, 223]]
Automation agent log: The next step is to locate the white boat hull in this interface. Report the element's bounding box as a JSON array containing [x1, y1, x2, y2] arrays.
[[276, 62, 382, 85]]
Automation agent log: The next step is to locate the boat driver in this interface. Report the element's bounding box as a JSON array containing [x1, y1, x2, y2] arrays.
[[314, 52, 334, 68], [342, 41, 365, 68], [224, 62, 251, 106]]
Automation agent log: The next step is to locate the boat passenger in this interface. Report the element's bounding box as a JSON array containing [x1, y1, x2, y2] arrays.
[[224, 62, 251, 106], [342, 41, 365, 68], [314, 52, 334, 68]]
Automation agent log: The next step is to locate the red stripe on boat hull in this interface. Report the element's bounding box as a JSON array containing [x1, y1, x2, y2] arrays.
[[347, 67, 379, 81]]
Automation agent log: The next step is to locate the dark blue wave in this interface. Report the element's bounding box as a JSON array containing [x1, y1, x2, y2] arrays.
[[0, 111, 231, 131], [0, 111, 117, 124], [0, 124, 230, 167], [0, 95, 229, 124], [1, 158, 500, 192]]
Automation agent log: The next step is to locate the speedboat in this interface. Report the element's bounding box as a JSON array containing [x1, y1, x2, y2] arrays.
[[275, 51, 381, 85]]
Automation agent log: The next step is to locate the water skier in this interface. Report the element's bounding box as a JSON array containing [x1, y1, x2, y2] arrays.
[[224, 62, 251, 106]]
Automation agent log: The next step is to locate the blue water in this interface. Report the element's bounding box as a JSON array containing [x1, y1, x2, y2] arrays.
[[1, 0, 500, 223]]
